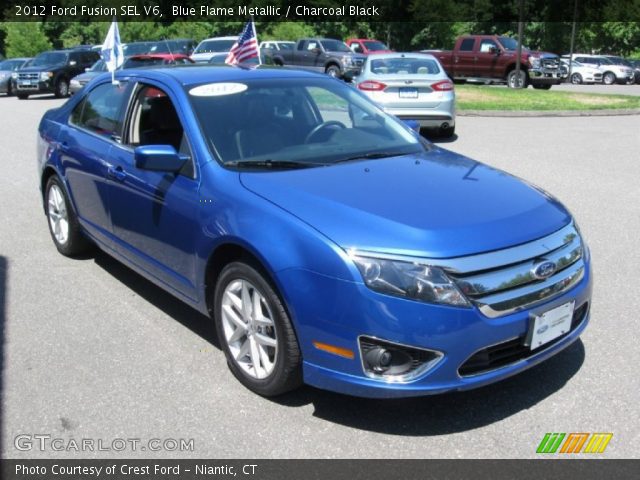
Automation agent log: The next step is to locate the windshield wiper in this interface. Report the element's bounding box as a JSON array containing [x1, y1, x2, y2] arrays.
[[223, 159, 325, 169], [334, 151, 412, 164]]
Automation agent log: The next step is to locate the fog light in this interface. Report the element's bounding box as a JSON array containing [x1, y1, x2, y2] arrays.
[[359, 336, 443, 382]]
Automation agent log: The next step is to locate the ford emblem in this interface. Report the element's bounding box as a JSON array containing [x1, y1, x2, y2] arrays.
[[532, 260, 557, 280], [537, 325, 549, 335]]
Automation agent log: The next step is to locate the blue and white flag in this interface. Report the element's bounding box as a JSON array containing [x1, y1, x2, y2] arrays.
[[101, 20, 124, 82]]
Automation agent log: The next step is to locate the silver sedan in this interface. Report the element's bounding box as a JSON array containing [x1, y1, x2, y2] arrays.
[[355, 52, 456, 138], [0, 58, 31, 96]]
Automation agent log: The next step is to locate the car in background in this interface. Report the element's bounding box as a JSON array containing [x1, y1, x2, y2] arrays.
[[150, 39, 198, 56], [122, 53, 195, 69], [567, 54, 634, 85], [561, 59, 603, 84], [602, 55, 639, 84], [37, 66, 592, 399], [629, 59, 640, 84], [69, 59, 108, 95], [346, 38, 393, 55], [0, 57, 31, 96], [191, 37, 237, 63], [15, 48, 100, 99], [122, 42, 156, 57], [259, 41, 295, 51], [355, 52, 455, 138]]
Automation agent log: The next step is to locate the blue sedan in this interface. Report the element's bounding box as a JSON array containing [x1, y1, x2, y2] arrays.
[[37, 66, 592, 398]]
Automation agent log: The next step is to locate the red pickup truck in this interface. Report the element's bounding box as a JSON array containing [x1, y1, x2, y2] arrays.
[[425, 35, 563, 89]]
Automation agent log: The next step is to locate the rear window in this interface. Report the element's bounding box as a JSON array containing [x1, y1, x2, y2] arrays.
[[370, 57, 440, 75]]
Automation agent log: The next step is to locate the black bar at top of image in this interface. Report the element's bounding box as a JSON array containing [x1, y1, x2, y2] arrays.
[[1, 459, 639, 480], [1, 0, 640, 22]]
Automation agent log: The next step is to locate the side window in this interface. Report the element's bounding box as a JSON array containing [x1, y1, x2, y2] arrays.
[[479, 39, 498, 53], [351, 43, 363, 53], [126, 84, 195, 178], [70, 82, 128, 139], [307, 41, 318, 51], [459, 38, 475, 52], [297, 41, 305, 51]]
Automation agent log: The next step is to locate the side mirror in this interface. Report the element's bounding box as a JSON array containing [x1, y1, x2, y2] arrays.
[[134, 145, 187, 173], [401, 119, 421, 133]]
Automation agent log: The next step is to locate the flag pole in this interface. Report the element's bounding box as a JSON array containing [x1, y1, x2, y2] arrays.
[[252, 17, 261, 65]]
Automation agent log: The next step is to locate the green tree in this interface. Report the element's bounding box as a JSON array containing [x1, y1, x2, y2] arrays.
[[1, 22, 52, 57], [262, 22, 316, 41]]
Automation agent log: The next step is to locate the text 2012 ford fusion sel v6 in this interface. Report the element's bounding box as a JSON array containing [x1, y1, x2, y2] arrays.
[[37, 66, 591, 398]]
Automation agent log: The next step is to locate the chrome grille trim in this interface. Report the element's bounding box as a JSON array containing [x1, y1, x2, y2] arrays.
[[18, 72, 39, 80]]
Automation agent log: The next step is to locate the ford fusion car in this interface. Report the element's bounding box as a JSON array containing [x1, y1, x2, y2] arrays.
[[37, 66, 591, 398]]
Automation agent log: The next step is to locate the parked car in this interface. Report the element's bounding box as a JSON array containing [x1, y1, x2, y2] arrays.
[[15, 48, 100, 99], [561, 59, 603, 84], [266, 37, 366, 79], [346, 38, 393, 55], [356, 53, 455, 138], [0, 57, 31, 96], [567, 55, 634, 85], [426, 35, 563, 89], [69, 59, 109, 95], [122, 53, 195, 69], [602, 55, 638, 84], [37, 66, 591, 398], [259, 41, 295, 51], [629, 59, 640, 84], [150, 39, 198, 56], [191, 37, 238, 63]]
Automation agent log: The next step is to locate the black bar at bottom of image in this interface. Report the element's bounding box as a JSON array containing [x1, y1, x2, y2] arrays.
[[1, 459, 638, 480]]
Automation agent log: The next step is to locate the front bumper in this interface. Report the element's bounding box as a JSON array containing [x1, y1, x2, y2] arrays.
[[15, 79, 54, 94], [0, 77, 11, 93], [277, 252, 591, 398], [529, 69, 563, 85]]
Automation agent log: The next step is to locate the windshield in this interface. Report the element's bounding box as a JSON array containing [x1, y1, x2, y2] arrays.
[[122, 43, 152, 56], [597, 57, 613, 65], [0, 59, 25, 71], [370, 57, 440, 75], [363, 41, 389, 51], [89, 59, 107, 72], [497, 37, 529, 51], [32, 52, 67, 66], [607, 56, 630, 66], [196, 40, 236, 53], [188, 77, 423, 167], [123, 57, 166, 68], [320, 40, 352, 53]]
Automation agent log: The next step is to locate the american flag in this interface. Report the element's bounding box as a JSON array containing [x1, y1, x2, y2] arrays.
[[225, 21, 260, 65]]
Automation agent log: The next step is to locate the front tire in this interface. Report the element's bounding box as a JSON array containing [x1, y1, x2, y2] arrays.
[[603, 72, 616, 85], [45, 176, 91, 256], [17, 93, 29, 100], [532, 84, 552, 90], [325, 65, 341, 78], [214, 261, 302, 397], [54, 78, 69, 98]]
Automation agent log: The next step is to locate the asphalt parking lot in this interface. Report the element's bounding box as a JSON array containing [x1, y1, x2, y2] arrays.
[[0, 94, 638, 459]]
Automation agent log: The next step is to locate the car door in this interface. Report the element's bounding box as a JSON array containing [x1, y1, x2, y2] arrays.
[[60, 80, 131, 245], [105, 82, 201, 300], [475, 38, 501, 78], [453, 37, 477, 77]]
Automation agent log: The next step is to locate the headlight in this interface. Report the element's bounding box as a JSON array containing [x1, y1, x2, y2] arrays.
[[11, 72, 18, 79], [351, 254, 470, 307], [528, 56, 541, 68], [342, 56, 353, 65], [40, 71, 53, 81]]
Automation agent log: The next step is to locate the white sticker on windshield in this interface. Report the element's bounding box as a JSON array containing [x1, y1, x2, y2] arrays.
[[189, 83, 247, 97]]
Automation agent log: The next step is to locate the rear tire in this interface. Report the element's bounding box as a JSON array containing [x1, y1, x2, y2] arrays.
[[45, 176, 91, 256], [570, 73, 583, 84], [214, 261, 302, 397], [533, 84, 552, 90]]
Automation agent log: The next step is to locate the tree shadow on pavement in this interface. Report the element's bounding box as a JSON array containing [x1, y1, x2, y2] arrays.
[[273, 339, 585, 436]]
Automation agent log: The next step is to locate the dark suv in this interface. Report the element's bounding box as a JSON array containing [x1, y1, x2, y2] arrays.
[[15, 49, 100, 99]]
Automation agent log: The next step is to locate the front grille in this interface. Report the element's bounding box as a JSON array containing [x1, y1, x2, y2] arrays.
[[18, 72, 39, 81], [458, 302, 589, 376], [444, 223, 585, 318], [541, 58, 560, 70]]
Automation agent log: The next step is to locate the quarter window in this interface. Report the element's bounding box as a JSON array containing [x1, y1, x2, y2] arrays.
[[70, 82, 128, 139]]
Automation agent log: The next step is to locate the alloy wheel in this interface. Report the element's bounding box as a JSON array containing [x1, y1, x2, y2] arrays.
[[221, 279, 278, 380], [47, 184, 69, 245]]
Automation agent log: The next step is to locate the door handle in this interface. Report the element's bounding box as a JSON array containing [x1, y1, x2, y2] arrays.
[[107, 165, 127, 182]]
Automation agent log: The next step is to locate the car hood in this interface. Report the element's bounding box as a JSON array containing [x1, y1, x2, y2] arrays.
[[239, 149, 571, 258], [19, 64, 63, 72]]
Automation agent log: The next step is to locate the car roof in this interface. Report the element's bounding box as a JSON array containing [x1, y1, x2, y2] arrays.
[[116, 64, 327, 86], [367, 52, 437, 60]]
